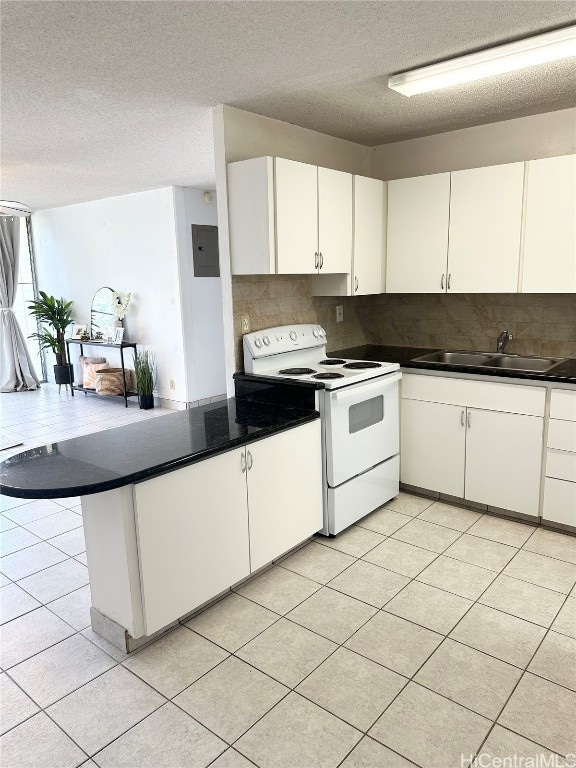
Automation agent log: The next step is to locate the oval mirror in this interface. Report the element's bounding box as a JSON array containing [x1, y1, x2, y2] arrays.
[[90, 287, 116, 340]]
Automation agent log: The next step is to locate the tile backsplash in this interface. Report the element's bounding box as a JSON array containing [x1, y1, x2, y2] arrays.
[[232, 276, 576, 370]]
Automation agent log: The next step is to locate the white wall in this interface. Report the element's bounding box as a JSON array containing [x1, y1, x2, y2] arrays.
[[173, 188, 226, 402], [212, 104, 371, 392], [370, 108, 576, 180]]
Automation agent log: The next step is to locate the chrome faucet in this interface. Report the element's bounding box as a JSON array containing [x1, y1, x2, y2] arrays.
[[497, 330, 513, 353]]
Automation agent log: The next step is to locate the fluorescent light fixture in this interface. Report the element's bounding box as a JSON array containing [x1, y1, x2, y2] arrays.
[[0, 201, 31, 217], [389, 25, 576, 96]]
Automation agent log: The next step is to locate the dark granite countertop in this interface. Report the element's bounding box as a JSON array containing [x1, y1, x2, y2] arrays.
[[331, 345, 576, 384], [0, 398, 319, 499]]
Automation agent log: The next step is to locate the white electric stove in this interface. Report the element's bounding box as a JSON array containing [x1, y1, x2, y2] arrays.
[[243, 324, 401, 534]]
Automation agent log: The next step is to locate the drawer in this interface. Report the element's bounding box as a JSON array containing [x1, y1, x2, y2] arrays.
[[546, 448, 576, 483], [548, 419, 576, 452], [401, 373, 546, 416], [550, 389, 576, 422], [543, 476, 576, 527]]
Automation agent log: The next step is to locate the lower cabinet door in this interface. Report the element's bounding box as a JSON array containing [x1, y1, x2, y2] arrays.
[[247, 421, 323, 572], [465, 408, 543, 516], [400, 399, 465, 497], [134, 448, 250, 635]]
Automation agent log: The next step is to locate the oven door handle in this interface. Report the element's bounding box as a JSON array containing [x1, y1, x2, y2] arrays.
[[329, 372, 402, 401]]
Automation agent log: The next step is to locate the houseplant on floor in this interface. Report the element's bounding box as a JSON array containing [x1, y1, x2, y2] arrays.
[[28, 292, 74, 386], [134, 348, 156, 409]]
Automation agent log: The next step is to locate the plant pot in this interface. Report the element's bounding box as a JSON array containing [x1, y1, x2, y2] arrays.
[[138, 394, 154, 410], [54, 364, 73, 386]]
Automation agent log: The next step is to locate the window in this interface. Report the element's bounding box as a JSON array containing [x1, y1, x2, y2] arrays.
[[13, 218, 45, 381]]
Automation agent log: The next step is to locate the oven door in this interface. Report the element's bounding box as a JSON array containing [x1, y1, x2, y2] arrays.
[[324, 372, 401, 488]]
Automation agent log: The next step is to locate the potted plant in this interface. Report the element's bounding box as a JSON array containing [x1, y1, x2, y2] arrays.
[[28, 292, 74, 386], [134, 349, 156, 409]]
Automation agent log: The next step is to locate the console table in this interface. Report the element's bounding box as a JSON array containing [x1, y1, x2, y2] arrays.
[[66, 339, 138, 408]]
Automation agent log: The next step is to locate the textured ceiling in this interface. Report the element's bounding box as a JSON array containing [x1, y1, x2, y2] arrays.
[[1, 1, 575, 210]]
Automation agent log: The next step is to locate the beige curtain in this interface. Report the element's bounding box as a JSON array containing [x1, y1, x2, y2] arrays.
[[0, 216, 40, 391]]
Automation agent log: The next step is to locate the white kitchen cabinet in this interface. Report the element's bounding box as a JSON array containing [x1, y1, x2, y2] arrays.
[[400, 398, 465, 497], [134, 447, 251, 635], [543, 389, 576, 528], [447, 163, 524, 293], [317, 166, 353, 274], [386, 173, 450, 293], [276, 157, 319, 274], [521, 154, 576, 293], [464, 408, 543, 517], [247, 420, 323, 571]]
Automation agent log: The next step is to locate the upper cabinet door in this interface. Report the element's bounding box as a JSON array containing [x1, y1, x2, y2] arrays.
[[275, 157, 318, 274], [386, 173, 450, 293], [317, 166, 353, 274], [522, 154, 576, 293], [448, 163, 524, 293], [353, 176, 385, 295]]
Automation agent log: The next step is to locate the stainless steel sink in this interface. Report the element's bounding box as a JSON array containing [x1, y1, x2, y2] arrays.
[[483, 356, 563, 373], [413, 351, 495, 366]]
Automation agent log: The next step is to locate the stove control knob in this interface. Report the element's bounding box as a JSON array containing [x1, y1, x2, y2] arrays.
[[263, 335, 270, 346], [254, 338, 262, 349], [289, 331, 297, 341], [312, 329, 319, 338]]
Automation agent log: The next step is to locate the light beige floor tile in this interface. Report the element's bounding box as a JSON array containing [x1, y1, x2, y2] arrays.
[[47, 666, 165, 755], [0, 583, 41, 625], [328, 560, 410, 608], [499, 673, 576, 757], [528, 631, 576, 691], [523, 527, 576, 565], [22, 510, 82, 539], [450, 604, 546, 667], [0, 711, 87, 768], [369, 683, 491, 768], [345, 611, 442, 677], [209, 749, 255, 768], [53, 496, 82, 510], [384, 492, 434, 516], [296, 647, 407, 732], [10, 634, 116, 708], [93, 702, 226, 768], [383, 581, 473, 634], [503, 550, 576, 594], [466, 515, 535, 548], [355, 508, 413, 536], [0, 673, 40, 735], [0, 496, 32, 513], [0, 541, 67, 581], [316, 526, 384, 558], [551, 597, 576, 638], [0, 515, 18, 532], [362, 538, 438, 578], [0, 571, 11, 586], [174, 656, 287, 742], [2, 499, 64, 525], [339, 736, 418, 768], [81, 628, 129, 663], [75, 552, 88, 566], [477, 725, 563, 766], [0, 607, 75, 669], [236, 617, 336, 688], [444, 534, 518, 572], [279, 542, 355, 584], [415, 638, 522, 719], [0, 526, 41, 556], [235, 692, 361, 768], [391, 518, 462, 554], [186, 593, 278, 653], [17, 559, 88, 604], [124, 625, 228, 698], [49, 527, 86, 557], [416, 555, 497, 600], [287, 587, 376, 644], [479, 574, 566, 627], [235, 565, 321, 615], [48, 585, 92, 630], [417, 502, 483, 532]]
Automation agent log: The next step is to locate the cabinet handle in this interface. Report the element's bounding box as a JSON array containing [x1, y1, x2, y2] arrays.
[[461, 410, 465, 427], [314, 252, 319, 269], [319, 252, 324, 270], [241, 452, 247, 473], [354, 276, 359, 293], [447, 273, 452, 290], [247, 450, 253, 470], [441, 273, 445, 290], [467, 411, 471, 429]]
